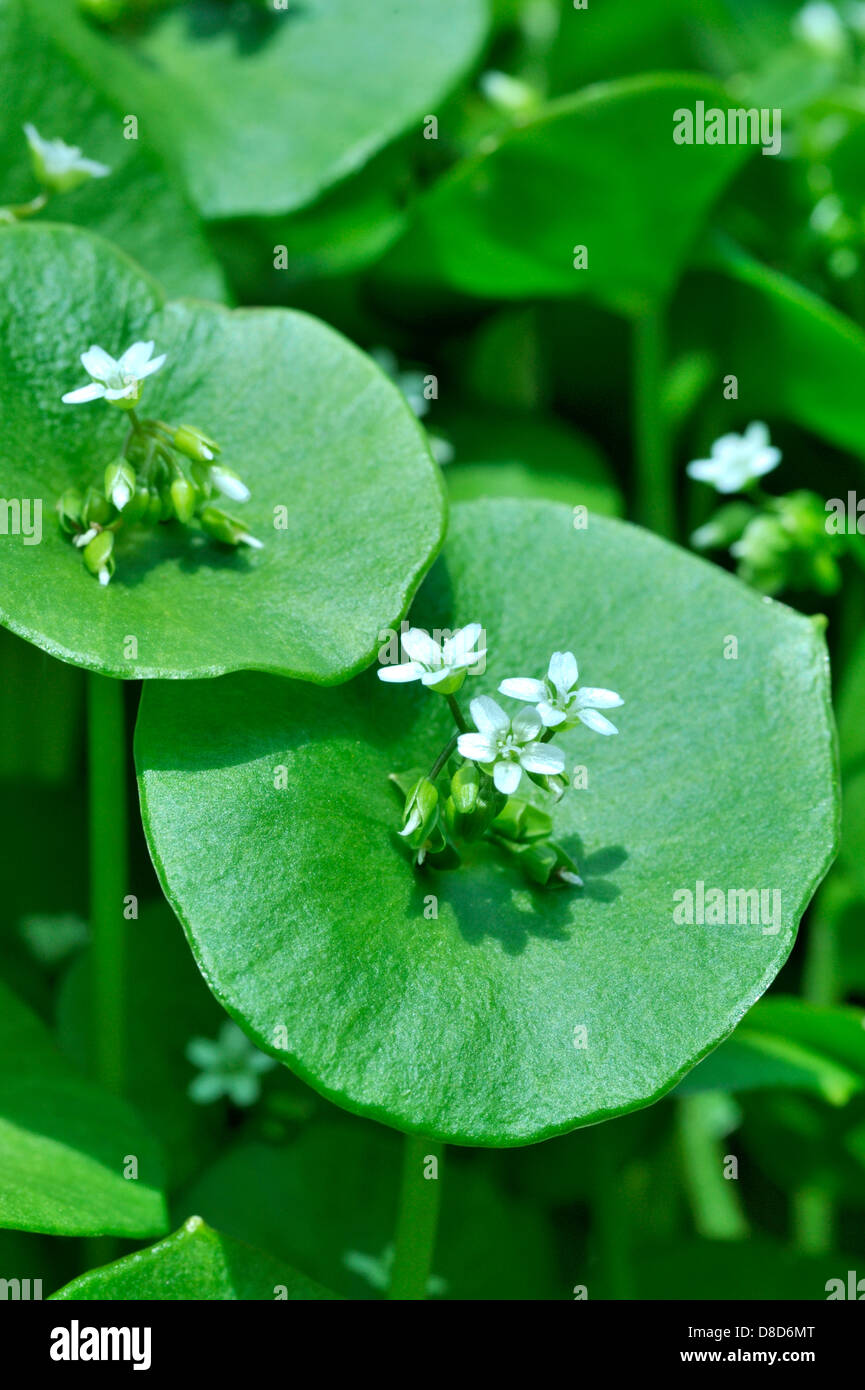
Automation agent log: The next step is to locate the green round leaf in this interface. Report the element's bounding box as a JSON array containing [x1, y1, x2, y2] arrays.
[[51, 1215, 338, 1300], [136, 499, 838, 1145], [382, 76, 749, 313], [0, 223, 444, 680], [75, 0, 489, 221], [0, 978, 166, 1238]]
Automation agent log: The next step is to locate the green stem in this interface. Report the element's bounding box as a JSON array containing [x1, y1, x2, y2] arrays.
[[387, 1135, 443, 1300], [677, 1094, 749, 1241], [792, 1186, 834, 1256], [87, 673, 128, 1096], [591, 1124, 635, 1299], [427, 734, 459, 782], [445, 692, 468, 733], [633, 304, 675, 539]]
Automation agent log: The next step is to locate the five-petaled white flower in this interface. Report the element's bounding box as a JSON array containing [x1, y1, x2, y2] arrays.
[[377, 624, 486, 694], [499, 650, 623, 734], [185, 1021, 276, 1107], [62, 341, 166, 409], [457, 695, 565, 795], [24, 123, 110, 194], [686, 422, 781, 495]]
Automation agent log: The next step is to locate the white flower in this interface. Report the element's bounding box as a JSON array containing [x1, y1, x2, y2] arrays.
[[24, 124, 110, 195], [686, 422, 781, 494], [499, 650, 623, 734], [792, 3, 848, 57], [377, 624, 486, 694], [62, 341, 166, 409], [457, 695, 564, 795], [185, 1021, 276, 1107]]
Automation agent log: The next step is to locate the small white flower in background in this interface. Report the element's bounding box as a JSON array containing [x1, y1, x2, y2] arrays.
[[457, 695, 565, 795], [62, 341, 166, 409], [343, 1245, 447, 1297], [185, 1021, 276, 1107], [378, 623, 486, 694], [23, 123, 110, 195], [499, 650, 623, 734], [792, 2, 848, 57], [686, 422, 781, 495]]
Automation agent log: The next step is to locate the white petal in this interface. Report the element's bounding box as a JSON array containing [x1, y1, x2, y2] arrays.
[[751, 447, 781, 478], [136, 352, 167, 380], [520, 743, 565, 774], [80, 344, 117, 381], [574, 687, 623, 709], [537, 700, 566, 727], [498, 676, 546, 703], [62, 382, 105, 404], [377, 661, 423, 683], [457, 732, 498, 762], [493, 760, 522, 794], [548, 650, 577, 695], [211, 468, 251, 503], [401, 627, 440, 667], [469, 694, 510, 737], [744, 421, 770, 450], [577, 708, 619, 735], [445, 622, 483, 662], [237, 533, 264, 550], [117, 340, 154, 375], [511, 704, 543, 742], [685, 458, 719, 484]]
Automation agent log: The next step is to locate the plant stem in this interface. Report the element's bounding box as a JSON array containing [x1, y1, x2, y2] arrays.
[[427, 734, 459, 782], [3, 191, 48, 219], [87, 673, 128, 1096], [676, 1094, 749, 1241], [591, 1124, 635, 1299], [445, 692, 468, 732], [387, 1134, 443, 1300], [633, 304, 675, 539]]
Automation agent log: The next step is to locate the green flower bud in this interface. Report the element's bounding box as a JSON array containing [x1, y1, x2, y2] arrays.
[[145, 487, 164, 525], [444, 764, 499, 843], [199, 505, 263, 550], [56, 486, 84, 535], [170, 476, 198, 524], [104, 458, 136, 512], [82, 529, 115, 586], [492, 797, 553, 842], [449, 761, 479, 815], [210, 465, 251, 504], [173, 424, 221, 464], [159, 486, 176, 522], [83, 486, 111, 527], [399, 777, 439, 850], [123, 485, 151, 525]]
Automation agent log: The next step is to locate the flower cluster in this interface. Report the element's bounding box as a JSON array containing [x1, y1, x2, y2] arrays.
[[57, 340, 261, 585], [378, 628, 623, 889], [687, 422, 847, 595]]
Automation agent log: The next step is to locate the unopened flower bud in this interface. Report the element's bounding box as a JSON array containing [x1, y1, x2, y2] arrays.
[[83, 486, 111, 527], [210, 465, 251, 504], [145, 487, 164, 525], [123, 485, 151, 525], [104, 458, 136, 512], [56, 486, 84, 535], [199, 505, 263, 550], [170, 476, 197, 524], [173, 424, 221, 464], [399, 777, 439, 849], [82, 528, 115, 586]]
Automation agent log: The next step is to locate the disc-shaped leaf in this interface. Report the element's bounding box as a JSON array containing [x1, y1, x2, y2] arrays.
[[0, 0, 226, 301], [0, 223, 443, 680], [382, 76, 749, 313], [136, 499, 838, 1145], [51, 1216, 337, 1300], [0, 979, 166, 1237], [72, 0, 489, 221]]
